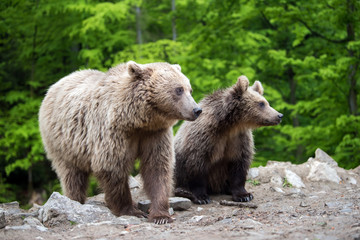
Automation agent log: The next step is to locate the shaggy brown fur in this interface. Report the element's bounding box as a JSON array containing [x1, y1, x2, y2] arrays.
[[39, 61, 202, 224], [174, 75, 282, 204]]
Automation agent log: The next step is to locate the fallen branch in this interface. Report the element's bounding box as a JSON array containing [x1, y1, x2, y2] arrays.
[[219, 200, 258, 209]]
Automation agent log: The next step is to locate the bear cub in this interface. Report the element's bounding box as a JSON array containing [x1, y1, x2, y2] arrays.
[[39, 61, 202, 224], [174, 75, 283, 204]]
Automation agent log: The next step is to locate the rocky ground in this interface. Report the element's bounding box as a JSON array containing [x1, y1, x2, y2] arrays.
[[1, 149, 359, 240]]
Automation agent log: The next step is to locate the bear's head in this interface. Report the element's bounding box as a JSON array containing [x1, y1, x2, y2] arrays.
[[127, 61, 202, 121], [232, 75, 283, 128]]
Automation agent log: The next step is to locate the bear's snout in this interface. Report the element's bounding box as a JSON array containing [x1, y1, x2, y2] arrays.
[[193, 107, 202, 119]]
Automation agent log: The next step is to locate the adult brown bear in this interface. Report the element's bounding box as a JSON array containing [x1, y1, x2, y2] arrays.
[[39, 61, 202, 224]]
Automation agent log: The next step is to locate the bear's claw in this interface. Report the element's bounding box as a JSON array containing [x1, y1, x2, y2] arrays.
[[153, 216, 174, 225], [232, 193, 254, 202]]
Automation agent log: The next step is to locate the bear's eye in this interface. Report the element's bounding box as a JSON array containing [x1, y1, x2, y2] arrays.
[[259, 102, 265, 108], [175, 87, 184, 96]]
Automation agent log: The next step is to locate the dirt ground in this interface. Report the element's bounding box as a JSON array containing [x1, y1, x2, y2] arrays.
[[1, 179, 359, 240]]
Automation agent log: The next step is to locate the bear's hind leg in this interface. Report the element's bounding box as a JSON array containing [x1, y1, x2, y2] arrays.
[[59, 164, 90, 204]]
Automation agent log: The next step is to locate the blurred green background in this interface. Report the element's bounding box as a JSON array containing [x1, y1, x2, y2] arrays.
[[1, 0, 359, 207]]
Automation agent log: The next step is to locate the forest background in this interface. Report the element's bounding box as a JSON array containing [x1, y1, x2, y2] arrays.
[[0, 0, 359, 207]]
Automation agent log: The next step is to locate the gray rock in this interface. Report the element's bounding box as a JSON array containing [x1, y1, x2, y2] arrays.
[[285, 169, 305, 188], [0, 211, 5, 229], [248, 168, 259, 179], [137, 199, 151, 213], [314, 148, 338, 166], [270, 175, 283, 186], [0, 202, 21, 215], [39, 192, 116, 225], [138, 197, 191, 213], [307, 161, 341, 184], [24, 216, 44, 227], [169, 197, 192, 211], [5, 221, 47, 232], [5, 225, 32, 231], [347, 176, 357, 185], [85, 193, 106, 206]]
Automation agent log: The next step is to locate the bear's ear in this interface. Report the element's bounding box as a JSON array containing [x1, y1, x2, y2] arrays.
[[235, 75, 249, 93], [251, 80, 264, 95], [127, 61, 143, 77], [172, 64, 181, 71]]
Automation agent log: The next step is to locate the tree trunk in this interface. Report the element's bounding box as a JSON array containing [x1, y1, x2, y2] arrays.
[[28, 166, 33, 199], [347, 0, 358, 116], [288, 67, 304, 162], [136, 6, 143, 45], [28, 0, 40, 200], [171, 0, 176, 41], [288, 67, 299, 127]]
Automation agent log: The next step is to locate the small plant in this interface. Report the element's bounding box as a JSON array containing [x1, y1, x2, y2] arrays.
[[283, 178, 293, 188], [246, 179, 260, 186], [69, 221, 77, 225]]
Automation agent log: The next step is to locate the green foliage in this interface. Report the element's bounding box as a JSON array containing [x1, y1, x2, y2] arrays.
[[283, 178, 293, 188], [246, 179, 261, 186], [0, 0, 359, 205]]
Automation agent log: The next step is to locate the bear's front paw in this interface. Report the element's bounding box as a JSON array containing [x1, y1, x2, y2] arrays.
[[152, 216, 174, 225], [193, 193, 211, 205], [232, 192, 253, 202]]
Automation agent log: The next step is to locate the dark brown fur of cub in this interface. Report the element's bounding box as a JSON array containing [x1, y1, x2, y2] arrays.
[[174, 75, 283, 204]]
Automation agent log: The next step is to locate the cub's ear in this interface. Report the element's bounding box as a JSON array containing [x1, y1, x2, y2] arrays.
[[235, 75, 249, 93], [172, 64, 181, 71], [252, 80, 264, 95], [127, 61, 142, 77]]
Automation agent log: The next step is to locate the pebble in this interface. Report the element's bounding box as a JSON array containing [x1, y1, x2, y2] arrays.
[[188, 215, 204, 223], [347, 177, 357, 185], [340, 208, 352, 213], [169, 208, 174, 216], [271, 187, 285, 193], [325, 202, 341, 208], [220, 218, 232, 224]]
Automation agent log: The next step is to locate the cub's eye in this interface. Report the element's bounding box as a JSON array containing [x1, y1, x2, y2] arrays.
[[175, 87, 184, 96], [259, 102, 265, 108]]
